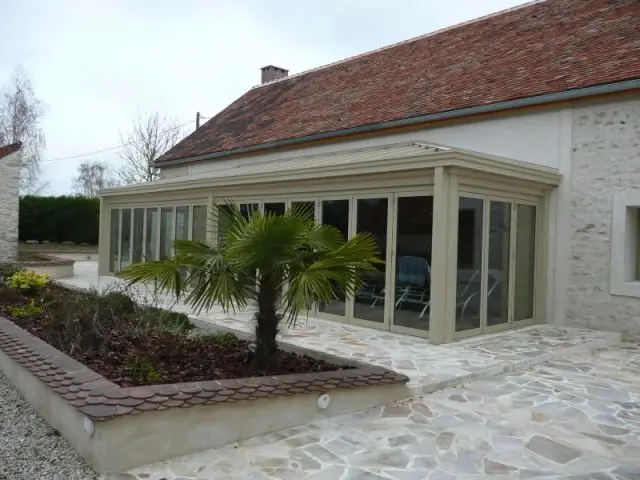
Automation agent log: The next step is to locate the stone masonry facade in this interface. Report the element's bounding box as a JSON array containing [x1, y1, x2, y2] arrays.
[[565, 95, 640, 339], [0, 145, 20, 263]]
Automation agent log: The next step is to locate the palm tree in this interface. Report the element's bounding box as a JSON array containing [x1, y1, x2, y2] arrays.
[[117, 204, 382, 370]]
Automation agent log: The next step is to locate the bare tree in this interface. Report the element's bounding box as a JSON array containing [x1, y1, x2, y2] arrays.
[[0, 67, 46, 193], [117, 112, 183, 184], [73, 160, 118, 197]]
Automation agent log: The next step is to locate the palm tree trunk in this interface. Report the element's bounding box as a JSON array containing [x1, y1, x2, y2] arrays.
[[254, 272, 280, 369]]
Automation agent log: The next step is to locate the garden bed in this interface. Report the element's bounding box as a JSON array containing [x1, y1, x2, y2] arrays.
[[0, 284, 348, 387], [0, 279, 409, 473]]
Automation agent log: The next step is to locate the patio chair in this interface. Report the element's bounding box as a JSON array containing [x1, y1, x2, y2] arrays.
[[356, 283, 378, 303], [457, 270, 500, 322], [397, 256, 430, 287], [394, 256, 431, 317]]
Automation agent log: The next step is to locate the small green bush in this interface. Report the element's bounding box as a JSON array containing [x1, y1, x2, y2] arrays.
[[212, 331, 238, 346], [11, 300, 44, 318], [0, 263, 23, 286], [141, 307, 193, 334], [101, 291, 137, 315], [8, 271, 49, 296], [126, 357, 161, 384]]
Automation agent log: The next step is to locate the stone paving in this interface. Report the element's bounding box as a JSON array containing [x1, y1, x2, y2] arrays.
[[59, 263, 620, 395], [61, 264, 638, 478], [115, 344, 640, 479]]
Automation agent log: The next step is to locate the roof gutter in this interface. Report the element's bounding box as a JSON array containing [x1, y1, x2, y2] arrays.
[[157, 79, 640, 167]]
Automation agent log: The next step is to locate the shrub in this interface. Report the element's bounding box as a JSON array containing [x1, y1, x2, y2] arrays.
[[212, 331, 238, 347], [140, 307, 194, 334], [8, 271, 49, 296], [0, 263, 23, 286], [101, 291, 137, 315], [10, 300, 44, 318], [19, 195, 99, 244], [125, 357, 161, 384]]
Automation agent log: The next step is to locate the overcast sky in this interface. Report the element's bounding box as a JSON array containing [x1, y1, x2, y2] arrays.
[[0, 0, 529, 194]]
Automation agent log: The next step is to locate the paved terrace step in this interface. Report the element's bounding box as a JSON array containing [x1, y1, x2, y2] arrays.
[[58, 263, 621, 398]]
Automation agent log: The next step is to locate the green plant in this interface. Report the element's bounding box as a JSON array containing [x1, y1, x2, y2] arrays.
[[118, 203, 381, 370], [101, 290, 137, 315], [0, 263, 23, 286], [19, 195, 99, 244], [211, 331, 238, 346], [126, 357, 161, 384], [8, 271, 49, 296], [10, 300, 44, 318]]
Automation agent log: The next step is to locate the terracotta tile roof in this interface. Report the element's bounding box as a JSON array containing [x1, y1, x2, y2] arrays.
[[0, 142, 21, 160], [158, 0, 640, 165], [0, 316, 408, 421]]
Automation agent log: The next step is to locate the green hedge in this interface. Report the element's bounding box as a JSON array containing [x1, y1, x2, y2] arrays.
[[19, 196, 100, 244]]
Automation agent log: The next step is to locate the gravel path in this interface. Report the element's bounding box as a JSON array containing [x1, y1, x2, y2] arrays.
[[0, 372, 97, 480]]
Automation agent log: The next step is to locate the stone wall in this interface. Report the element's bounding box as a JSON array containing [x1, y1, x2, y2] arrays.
[[0, 151, 19, 262], [565, 95, 640, 339]]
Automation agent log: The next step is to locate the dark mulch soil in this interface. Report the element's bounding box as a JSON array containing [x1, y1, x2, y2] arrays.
[[0, 285, 350, 387]]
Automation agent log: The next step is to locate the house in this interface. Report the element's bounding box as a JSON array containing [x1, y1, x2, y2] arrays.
[[98, 0, 640, 343], [0, 142, 22, 263]]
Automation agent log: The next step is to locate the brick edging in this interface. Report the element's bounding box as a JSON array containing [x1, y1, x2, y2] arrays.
[[0, 316, 408, 421]]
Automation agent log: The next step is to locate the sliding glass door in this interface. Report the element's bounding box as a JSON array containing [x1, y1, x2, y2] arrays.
[[391, 195, 433, 335], [454, 195, 538, 337], [109, 204, 207, 273], [351, 196, 389, 327], [318, 199, 350, 318]]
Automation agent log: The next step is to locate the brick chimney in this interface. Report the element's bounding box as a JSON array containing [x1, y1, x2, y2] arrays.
[[261, 65, 288, 84]]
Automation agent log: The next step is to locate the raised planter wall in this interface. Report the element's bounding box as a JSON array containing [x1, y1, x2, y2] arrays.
[[18, 254, 75, 279], [0, 316, 409, 473]]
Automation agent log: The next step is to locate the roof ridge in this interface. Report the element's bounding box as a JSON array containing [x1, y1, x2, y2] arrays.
[[252, 0, 543, 89]]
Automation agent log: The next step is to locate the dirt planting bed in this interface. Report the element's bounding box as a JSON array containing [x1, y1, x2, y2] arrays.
[[0, 284, 349, 387]]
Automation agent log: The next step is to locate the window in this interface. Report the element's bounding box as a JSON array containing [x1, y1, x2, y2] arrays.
[[109, 209, 120, 272], [160, 207, 173, 260], [132, 208, 144, 264], [192, 205, 207, 243], [611, 192, 640, 297]]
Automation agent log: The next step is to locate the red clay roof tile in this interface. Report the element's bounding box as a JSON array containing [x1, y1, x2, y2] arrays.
[[0, 142, 21, 161], [157, 0, 640, 165]]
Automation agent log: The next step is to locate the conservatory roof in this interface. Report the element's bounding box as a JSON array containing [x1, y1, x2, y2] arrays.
[[101, 142, 561, 196]]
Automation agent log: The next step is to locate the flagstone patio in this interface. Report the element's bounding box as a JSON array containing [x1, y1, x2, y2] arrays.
[[115, 344, 640, 479], [60, 263, 639, 478]]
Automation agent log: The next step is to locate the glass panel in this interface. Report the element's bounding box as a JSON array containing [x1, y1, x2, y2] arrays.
[[239, 203, 259, 286], [486, 201, 511, 326], [175, 206, 190, 241], [291, 201, 315, 219], [192, 205, 207, 243], [240, 203, 259, 219], [514, 205, 536, 321], [160, 207, 173, 260], [132, 208, 144, 264], [319, 199, 350, 316], [145, 208, 158, 262], [354, 198, 388, 323], [456, 197, 484, 332], [393, 196, 433, 331], [120, 209, 132, 269], [217, 204, 233, 244], [264, 202, 285, 216], [109, 209, 120, 272]]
